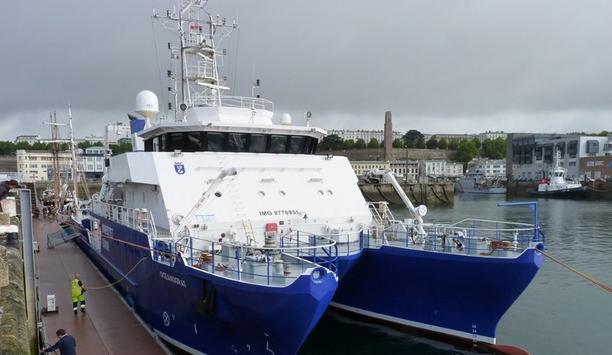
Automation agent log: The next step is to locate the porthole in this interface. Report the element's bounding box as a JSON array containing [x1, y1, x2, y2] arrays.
[[326, 190, 333, 196], [279, 190, 286, 196], [258, 191, 266, 197], [317, 190, 324, 196]]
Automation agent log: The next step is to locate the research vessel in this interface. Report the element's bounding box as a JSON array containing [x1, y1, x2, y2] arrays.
[[66, 0, 545, 351]]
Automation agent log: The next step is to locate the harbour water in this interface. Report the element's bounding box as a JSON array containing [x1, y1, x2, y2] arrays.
[[301, 194, 612, 355]]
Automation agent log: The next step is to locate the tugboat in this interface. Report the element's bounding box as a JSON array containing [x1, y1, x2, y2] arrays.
[[68, 1, 355, 353], [528, 149, 587, 198]]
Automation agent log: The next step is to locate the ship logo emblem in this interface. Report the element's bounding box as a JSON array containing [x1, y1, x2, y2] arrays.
[[174, 162, 185, 175]]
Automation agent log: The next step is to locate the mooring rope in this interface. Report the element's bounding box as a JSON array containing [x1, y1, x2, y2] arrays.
[[541, 250, 612, 293], [85, 256, 149, 291]]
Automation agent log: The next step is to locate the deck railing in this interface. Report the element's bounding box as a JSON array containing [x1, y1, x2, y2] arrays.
[[191, 94, 274, 111], [181, 234, 337, 286], [364, 218, 544, 257], [91, 200, 157, 237]]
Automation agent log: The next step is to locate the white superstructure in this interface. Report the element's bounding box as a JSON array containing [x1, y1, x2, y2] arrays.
[[95, 0, 370, 255]]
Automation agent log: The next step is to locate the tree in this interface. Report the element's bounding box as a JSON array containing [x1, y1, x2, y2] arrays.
[[367, 138, 380, 149], [438, 137, 448, 150], [448, 139, 459, 150], [457, 140, 479, 162], [354, 138, 367, 149], [402, 130, 424, 148], [343, 139, 355, 150], [471, 137, 482, 149], [392, 138, 404, 148], [31, 142, 49, 150], [482, 137, 506, 159], [78, 140, 95, 149], [318, 134, 344, 151], [415, 137, 426, 149], [0, 141, 16, 155], [109, 142, 133, 155], [15, 141, 31, 150], [426, 136, 439, 149]]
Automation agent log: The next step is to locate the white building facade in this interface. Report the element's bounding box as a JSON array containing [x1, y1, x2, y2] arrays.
[[77, 147, 106, 179], [445, 162, 464, 177], [350, 161, 390, 176], [389, 160, 420, 182], [478, 131, 507, 141], [16, 150, 72, 182], [328, 129, 403, 143], [17, 147, 106, 182], [468, 159, 506, 178]]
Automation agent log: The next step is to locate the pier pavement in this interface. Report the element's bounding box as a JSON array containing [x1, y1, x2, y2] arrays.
[[34, 219, 167, 355]]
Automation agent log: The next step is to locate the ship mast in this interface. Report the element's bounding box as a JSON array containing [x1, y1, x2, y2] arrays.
[[46, 111, 63, 211], [68, 105, 80, 218], [153, 0, 237, 122]]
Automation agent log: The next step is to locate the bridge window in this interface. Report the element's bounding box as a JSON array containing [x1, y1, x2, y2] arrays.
[[207, 132, 225, 152], [269, 135, 288, 153], [185, 132, 204, 152], [144, 132, 318, 154], [249, 134, 267, 153], [228, 133, 248, 152], [288, 136, 306, 154]]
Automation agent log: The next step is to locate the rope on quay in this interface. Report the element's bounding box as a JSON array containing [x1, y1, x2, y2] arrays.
[[541, 250, 612, 293]]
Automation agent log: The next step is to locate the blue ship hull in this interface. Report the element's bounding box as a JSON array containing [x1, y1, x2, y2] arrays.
[[76, 215, 337, 354], [332, 246, 543, 343]]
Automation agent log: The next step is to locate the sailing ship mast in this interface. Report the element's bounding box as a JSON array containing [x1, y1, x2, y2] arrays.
[[68, 105, 80, 218], [46, 111, 63, 212]]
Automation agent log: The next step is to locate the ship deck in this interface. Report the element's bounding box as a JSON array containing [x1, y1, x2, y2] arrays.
[[34, 219, 167, 355]]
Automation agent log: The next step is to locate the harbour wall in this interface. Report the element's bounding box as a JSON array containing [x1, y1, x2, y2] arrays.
[[0, 229, 29, 354], [359, 182, 454, 207]]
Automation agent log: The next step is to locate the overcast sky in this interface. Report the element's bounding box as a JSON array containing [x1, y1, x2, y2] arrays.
[[2, 0, 612, 140]]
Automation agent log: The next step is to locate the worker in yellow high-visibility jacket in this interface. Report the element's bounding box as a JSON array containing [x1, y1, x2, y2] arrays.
[[71, 274, 86, 315]]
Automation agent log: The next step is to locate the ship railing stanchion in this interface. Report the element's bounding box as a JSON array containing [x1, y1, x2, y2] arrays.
[[235, 248, 241, 281], [297, 231, 300, 258], [266, 251, 270, 285], [212, 242, 215, 274]]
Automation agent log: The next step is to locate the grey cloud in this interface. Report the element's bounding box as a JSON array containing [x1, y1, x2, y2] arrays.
[[2, 0, 611, 139]]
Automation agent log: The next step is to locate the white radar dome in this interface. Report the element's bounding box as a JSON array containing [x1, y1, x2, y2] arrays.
[[280, 113, 292, 125], [135, 90, 159, 118]]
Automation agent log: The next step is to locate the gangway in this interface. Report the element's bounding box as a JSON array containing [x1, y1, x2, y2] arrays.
[[46, 225, 81, 249]]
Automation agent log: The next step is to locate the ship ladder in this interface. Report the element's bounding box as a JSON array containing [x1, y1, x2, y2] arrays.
[[242, 219, 256, 246]]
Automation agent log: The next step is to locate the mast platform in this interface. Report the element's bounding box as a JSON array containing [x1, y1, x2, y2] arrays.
[[34, 219, 167, 354]]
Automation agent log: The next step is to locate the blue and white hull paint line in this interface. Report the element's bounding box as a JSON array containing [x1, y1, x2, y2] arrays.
[[76, 215, 337, 355], [331, 244, 544, 344]]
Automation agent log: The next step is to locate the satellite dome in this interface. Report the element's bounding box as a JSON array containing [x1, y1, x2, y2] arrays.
[[280, 113, 292, 125], [135, 90, 159, 118]]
